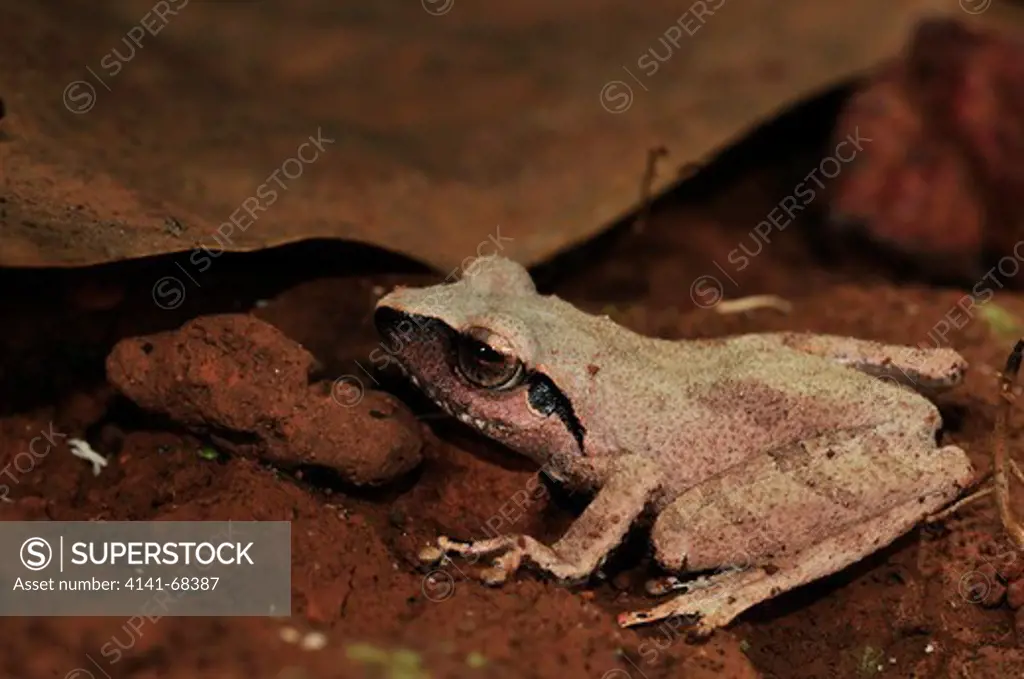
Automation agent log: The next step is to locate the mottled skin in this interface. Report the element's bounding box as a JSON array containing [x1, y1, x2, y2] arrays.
[[374, 256, 975, 634]]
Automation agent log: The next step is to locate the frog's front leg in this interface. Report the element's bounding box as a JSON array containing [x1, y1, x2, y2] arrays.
[[421, 455, 663, 585]]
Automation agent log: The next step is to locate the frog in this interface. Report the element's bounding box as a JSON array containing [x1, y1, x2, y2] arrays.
[[373, 255, 975, 635]]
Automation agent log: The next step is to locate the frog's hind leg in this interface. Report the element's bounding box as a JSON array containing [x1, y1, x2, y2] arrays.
[[625, 420, 973, 634], [619, 481, 963, 634], [758, 332, 967, 391]]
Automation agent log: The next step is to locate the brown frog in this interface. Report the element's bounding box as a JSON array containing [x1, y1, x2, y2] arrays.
[[374, 255, 974, 634]]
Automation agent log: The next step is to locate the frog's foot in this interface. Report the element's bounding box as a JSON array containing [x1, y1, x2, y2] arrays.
[[421, 455, 661, 587], [419, 534, 594, 585], [623, 483, 967, 635], [620, 567, 766, 636]]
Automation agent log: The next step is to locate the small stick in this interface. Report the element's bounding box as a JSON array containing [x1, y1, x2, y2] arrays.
[[926, 486, 994, 523], [925, 455, 1024, 523], [995, 339, 1024, 548], [714, 294, 793, 315], [632, 146, 668, 234]]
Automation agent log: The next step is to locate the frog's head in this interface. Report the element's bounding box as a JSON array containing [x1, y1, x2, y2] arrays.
[[374, 256, 596, 468]]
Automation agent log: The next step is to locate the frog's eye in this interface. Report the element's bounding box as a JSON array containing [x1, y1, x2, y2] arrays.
[[455, 327, 524, 390]]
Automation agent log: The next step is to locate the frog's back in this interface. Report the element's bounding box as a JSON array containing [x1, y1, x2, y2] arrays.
[[602, 333, 943, 492], [720, 334, 939, 407]]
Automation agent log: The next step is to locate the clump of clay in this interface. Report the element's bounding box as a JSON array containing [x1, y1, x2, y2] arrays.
[[106, 314, 422, 485]]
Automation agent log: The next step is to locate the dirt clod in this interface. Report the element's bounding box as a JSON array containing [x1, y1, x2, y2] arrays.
[[106, 314, 423, 486]]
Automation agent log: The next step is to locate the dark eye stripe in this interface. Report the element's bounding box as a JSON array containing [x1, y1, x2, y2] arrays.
[[527, 374, 586, 453]]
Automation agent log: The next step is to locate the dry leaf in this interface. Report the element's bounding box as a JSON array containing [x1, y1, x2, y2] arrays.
[[0, 0, 957, 270]]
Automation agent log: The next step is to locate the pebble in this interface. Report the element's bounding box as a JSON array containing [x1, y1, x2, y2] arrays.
[[279, 627, 328, 651], [300, 632, 327, 651]]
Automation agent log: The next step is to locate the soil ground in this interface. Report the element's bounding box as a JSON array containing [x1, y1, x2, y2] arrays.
[[3, 103, 1024, 678]]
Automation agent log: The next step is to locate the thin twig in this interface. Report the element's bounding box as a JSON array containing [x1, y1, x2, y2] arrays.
[[714, 294, 793, 315], [632, 146, 668, 234], [925, 452, 1024, 523], [926, 487, 994, 523], [995, 339, 1024, 548]]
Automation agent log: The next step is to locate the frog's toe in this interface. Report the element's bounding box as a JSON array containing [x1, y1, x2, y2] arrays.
[[430, 533, 603, 585], [616, 601, 713, 637], [644, 575, 686, 595], [479, 567, 508, 585], [417, 544, 446, 564], [437, 534, 517, 557], [480, 550, 522, 585], [430, 534, 525, 584], [619, 567, 763, 631]]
